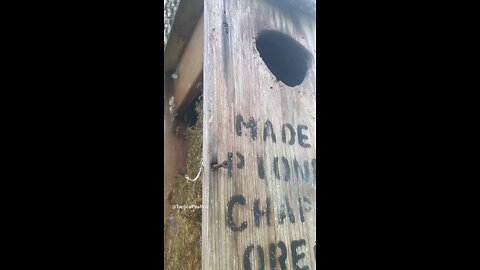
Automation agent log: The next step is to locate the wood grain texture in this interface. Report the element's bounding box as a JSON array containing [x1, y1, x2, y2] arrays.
[[173, 14, 204, 113], [202, 0, 316, 269]]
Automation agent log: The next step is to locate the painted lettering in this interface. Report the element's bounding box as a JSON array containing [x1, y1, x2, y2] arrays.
[[226, 194, 314, 230], [297, 125, 311, 148], [279, 195, 295, 225], [282, 124, 296, 145], [236, 114, 257, 140], [257, 155, 266, 180], [253, 198, 271, 227], [234, 114, 313, 149], [293, 158, 310, 182], [291, 239, 309, 270], [243, 239, 313, 270], [227, 195, 247, 232], [264, 120, 276, 143], [281, 156, 290, 182], [269, 241, 287, 270], [243, 245, 265, 270]]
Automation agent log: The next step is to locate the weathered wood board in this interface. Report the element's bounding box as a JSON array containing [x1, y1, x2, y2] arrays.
[[202, 0, 316, 269]]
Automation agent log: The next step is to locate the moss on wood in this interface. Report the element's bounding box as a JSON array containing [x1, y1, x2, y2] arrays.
[[165, 97, 203, 270]]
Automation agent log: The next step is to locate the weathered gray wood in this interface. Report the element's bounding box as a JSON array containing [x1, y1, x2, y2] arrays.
[[202, 0, 316, 269]]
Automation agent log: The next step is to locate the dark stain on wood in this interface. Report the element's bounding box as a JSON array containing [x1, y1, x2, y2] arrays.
[[222, 4, 230, 79]]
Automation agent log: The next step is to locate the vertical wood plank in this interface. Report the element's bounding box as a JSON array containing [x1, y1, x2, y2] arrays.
[[203, 0, 316, 269]]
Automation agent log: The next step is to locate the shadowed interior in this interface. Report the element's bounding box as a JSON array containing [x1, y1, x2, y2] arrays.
[[256, 30, 311, 87]]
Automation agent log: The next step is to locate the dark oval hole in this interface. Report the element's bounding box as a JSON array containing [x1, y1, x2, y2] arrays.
[[256, 30, 311, 87]]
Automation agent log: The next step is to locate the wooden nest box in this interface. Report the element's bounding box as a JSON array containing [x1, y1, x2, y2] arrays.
[[164, 0, 316, 269]]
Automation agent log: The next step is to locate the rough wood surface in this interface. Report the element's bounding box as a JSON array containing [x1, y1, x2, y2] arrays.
[[202, 0, 316, 269], [270, 0, 316, 17]]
